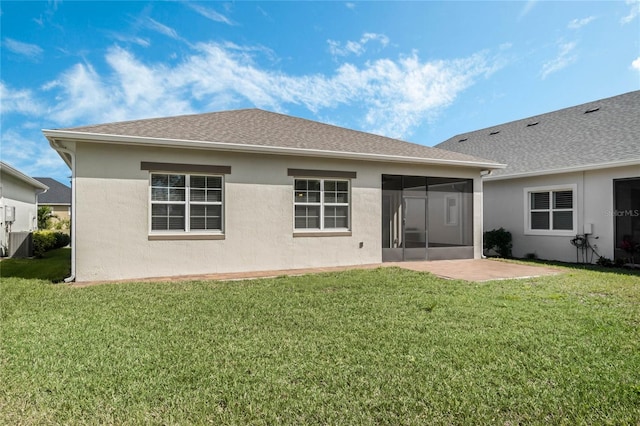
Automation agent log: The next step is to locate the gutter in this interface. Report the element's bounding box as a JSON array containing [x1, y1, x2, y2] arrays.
[[42, 129, 506, 171], [485, 158, 640, 181], [47, 138, 76, 283]]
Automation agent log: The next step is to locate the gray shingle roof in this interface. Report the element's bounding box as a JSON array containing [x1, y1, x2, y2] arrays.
[[56, 109, 500, 167], [34, 177, 71, 205], [436, 91, 640, 178]]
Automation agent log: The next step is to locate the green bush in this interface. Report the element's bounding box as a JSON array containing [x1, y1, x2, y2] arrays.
[[33, 230, 70, 258], [484, 227, 513, 258]]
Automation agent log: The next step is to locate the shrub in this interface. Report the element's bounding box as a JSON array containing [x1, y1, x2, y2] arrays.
[[484, 228, 513, 258], [33, 230, 70, 258], [525, 252, 538, 260]]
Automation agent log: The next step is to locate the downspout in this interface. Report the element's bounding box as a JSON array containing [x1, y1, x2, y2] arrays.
[[48, 139, 76, 283]]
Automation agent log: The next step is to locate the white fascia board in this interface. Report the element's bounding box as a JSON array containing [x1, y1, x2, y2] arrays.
[[0, 161, 49, 190], [42, 129, 506, 170], [485, 158, 640, 181]]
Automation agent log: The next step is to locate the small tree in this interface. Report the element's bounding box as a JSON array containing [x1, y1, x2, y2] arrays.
[[484, 227, 513, 258], [37, 206, 57, 230]]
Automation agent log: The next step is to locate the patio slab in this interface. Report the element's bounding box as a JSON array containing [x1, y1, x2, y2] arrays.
[[75, 259, 562, 286], [387, 259, 562, 282]]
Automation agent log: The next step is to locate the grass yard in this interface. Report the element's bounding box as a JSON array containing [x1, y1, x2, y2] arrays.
[[1, 259, 639, 424], [0, 247, 71, 282]]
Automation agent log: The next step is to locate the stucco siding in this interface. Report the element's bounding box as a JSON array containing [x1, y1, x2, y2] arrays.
[[72, 142, 485, 281], [484, 165, 640, 262]]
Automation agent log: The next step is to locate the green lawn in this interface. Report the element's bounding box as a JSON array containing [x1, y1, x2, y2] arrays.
[[0, 247, 71, 282], [1, 259, 639, 424]]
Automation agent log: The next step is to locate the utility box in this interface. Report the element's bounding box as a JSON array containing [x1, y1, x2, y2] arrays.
[[4, 206, 15, 223], [9, 232, 33, 258]]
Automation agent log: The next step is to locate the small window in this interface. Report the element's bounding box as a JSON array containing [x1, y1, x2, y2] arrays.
[[525, 186, 576, 234], [150, 173, 223, 233], [294, 179, 350, 231]]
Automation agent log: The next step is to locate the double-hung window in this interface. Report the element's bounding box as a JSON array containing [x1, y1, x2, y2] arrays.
[[525, 185, 576, 234], [150, 173, 223, 233], [294, 179, 350, 231]]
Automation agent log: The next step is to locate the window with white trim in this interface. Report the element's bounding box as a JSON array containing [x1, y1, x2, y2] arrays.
[[525, 186, 575, 233], [150, 173, 223, 233], [294, 179, 350, 230]]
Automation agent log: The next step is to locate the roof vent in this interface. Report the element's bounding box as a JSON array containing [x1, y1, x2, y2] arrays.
[[489, 130, 500, 135], [526, 121, 539, 127], [584, 107, 600, 114], [458, 138, 468, 143]]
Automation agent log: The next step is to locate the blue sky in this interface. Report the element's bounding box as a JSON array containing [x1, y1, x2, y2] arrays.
[[2, 1, 639, 184]]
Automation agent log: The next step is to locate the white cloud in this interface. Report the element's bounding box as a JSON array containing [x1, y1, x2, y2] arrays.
[[621, 0, 640, 24], [568, 16, 595, 29], [188, 3, 234, 25], [110, 32, 151, 47], [2, 38, 43, 58], [38, 42, 501, 139], [632, 56, 640, 71], [328, 33, 390, 58], [0, 82, 43, 115], [518, 0, 537, 20], [145, 18, 180, 40], [346, 3, 356, 10], [541, 41, 577, 79]]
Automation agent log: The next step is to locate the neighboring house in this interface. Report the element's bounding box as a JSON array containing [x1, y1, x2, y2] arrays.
[[0, 161, 49, 257], [34, 177, 72, 229], [437, 91, 640, 264], [43, 109, 503, 282]]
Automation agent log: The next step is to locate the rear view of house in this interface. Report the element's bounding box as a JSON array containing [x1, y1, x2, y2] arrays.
[[437, 91, 640, 264], [44, 109, 502, 281]]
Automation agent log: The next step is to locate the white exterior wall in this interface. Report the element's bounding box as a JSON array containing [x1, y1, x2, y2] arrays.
[[484, 165, 640, 262], [71, 142, 485, 281], [0, 171, 41, 254]]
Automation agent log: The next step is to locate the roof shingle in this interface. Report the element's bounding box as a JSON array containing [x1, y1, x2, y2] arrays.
[[57, 109, 500, 167], [34, 177, 71, 204], [436, 91, 640, 177]]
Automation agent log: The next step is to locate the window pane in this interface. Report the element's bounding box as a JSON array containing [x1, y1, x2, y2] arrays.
[[207, 189, 222, 202], [324, 206, 348, 229], [531, 212, 550, 229], [169, 188, 185, 201], [152, 204, 167, 215], [553, 211, 573, 230], [151, 187, 168, 201], [151, 217, 166, 230], [554, 191, 573, 209], [325, 181, 336, 191], [191, 175, 206, 188], [207, 176, 222, 189], [151, 174, 168, 187], [169, 175, 185, 187], [531, 192, 550, 210], [190, 205, 222, 231], [295, 205, 320, 229], [191, 189, 206, 202], [336, 181, 348, 192], [294, 179, 321, 203], [336, 191, 349, 204]]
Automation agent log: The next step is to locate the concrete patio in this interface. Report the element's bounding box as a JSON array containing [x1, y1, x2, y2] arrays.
[[77, 258, 562, 286]]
